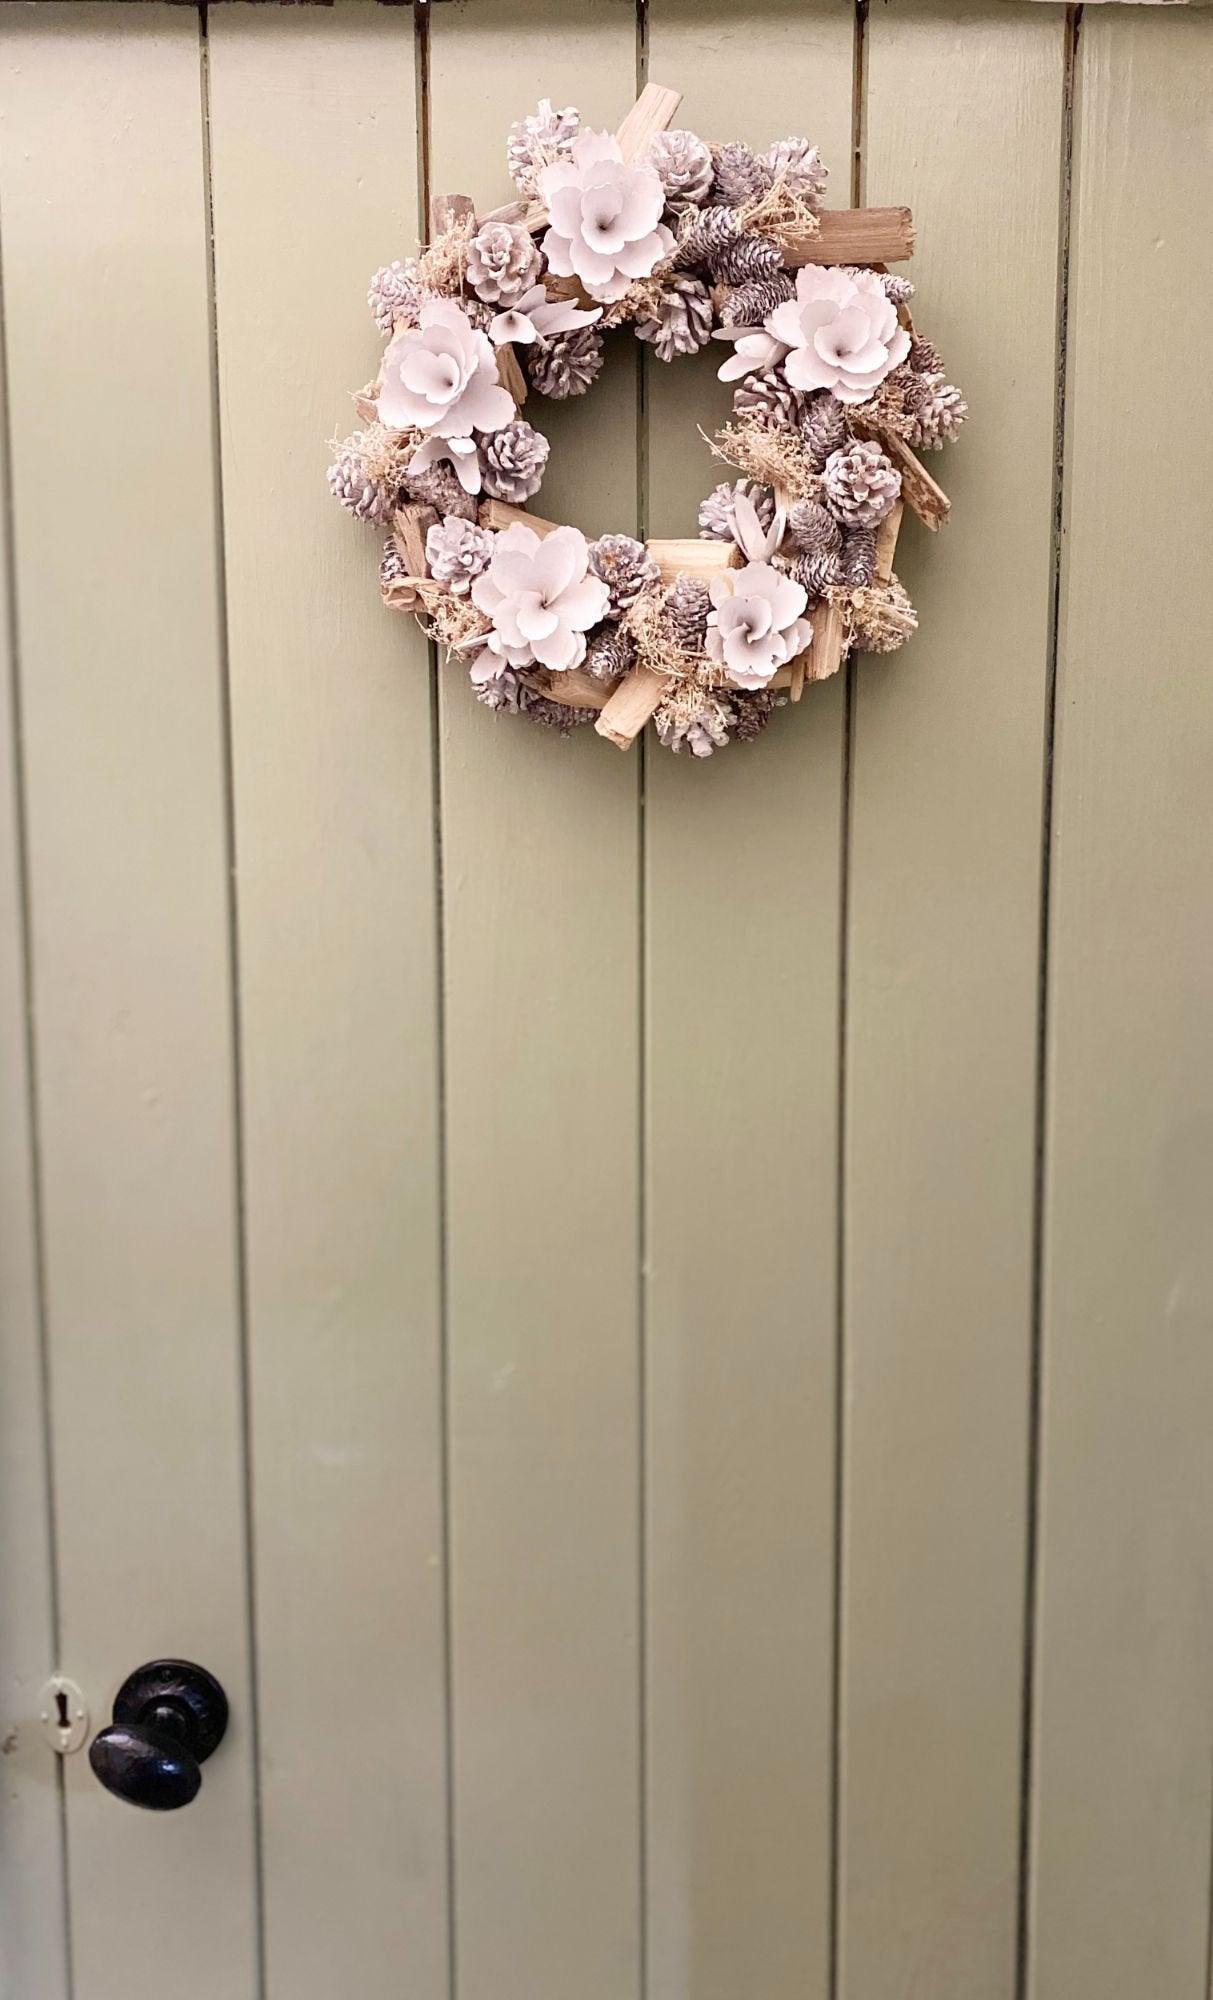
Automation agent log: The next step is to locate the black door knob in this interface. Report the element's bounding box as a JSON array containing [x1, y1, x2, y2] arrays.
[[88, 1660, 228, 1811]]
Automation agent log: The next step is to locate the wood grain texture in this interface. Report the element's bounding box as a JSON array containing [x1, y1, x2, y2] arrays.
[[428, 6, 643, 1999], [1028, 12, 1213, 1997], [0, 10, 259, 1996], [206, 8, 449, 1998], [643, 7, 852, 1997], [840, 6, 1065, 1995]]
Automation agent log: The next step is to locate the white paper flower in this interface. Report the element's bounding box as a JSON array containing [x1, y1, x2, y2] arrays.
[[538, 131, 675, 304], [377, 298, 515, 438], [406, 433, 484, 496], [488, 284, 602, 348], [471, 522, 610, 673], [713, 325, 791, 384], [766, 266, 910, 406], [705, 562, 812, 689]]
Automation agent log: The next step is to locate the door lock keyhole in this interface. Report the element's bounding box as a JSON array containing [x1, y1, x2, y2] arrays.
[[39, 1675, 88, 1755]]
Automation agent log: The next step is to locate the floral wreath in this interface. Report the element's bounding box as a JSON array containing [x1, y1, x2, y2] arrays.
[[328, 84, 967, 758]]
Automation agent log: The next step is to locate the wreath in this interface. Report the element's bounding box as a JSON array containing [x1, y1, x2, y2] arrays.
[[328, 84, 967, 758]]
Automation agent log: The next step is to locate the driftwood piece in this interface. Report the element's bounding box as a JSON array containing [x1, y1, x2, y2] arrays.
[[393, 503, 439, 578], [856, 424, 950, 530], [875, 501, 904, 583], [595, 665, 671, 749], [478, 499, 561, 537], [645, 536, 738, 583], [430, 191, 476, 236], [786, 207, 915, 267], [534, 667, 613, 711], [496, 342, 528, 406], [519, 82, 683, 234]]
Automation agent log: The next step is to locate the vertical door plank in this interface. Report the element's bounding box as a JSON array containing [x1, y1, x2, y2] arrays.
[[0, 9, 258, 1997], [643, 7, 851, 1998], [1030, 14, 1213, 1999], [428, 7, 642, 1999], [0, 249, 69, 2000], [206, 9, 448, 1999], [841, 7, 1065, 1995]]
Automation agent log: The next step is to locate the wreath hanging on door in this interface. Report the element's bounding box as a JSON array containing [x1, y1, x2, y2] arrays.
[[328, 85, 966, 757]]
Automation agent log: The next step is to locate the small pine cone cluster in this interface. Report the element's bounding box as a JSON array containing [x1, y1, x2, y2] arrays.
[[465, 221, 540, 305], [850, 574, 918, 654], [699, 478, 776, 543], [368, 259, 421, 336], [664, 574, 711, 652], [585, 621, 637, 682], [587, 535, 660, 617], [881, 273, 915, 307], [672, 204, 740, 273], [762, 137, 828, 211], [822, 440, 902, 528], [474, 666, 524, 714], [380, 536, 409, 592], [841, 527, 877, 590], [526, 326, 604, 399], [709, 140, 772, 210], [403, 457, 478, 521], [635, 275, 714, 362], [655, 688, 735, 758], [904, 374, 968, 450], [710, 233, 784, 286], [328, 450, 396, 525], [801, 392, 848, 470], [719, 273, 794, 328], [784, 549, 843, 598], [481, 420, 550, 503], [424, 517, 495, 596], [909, 334, 943, 376], [645, 128, 714, 212], [787, 499, 842, 560], [734, 370, 804, 432], [731, 688, 779, 741], [506, 99, 580, 197]]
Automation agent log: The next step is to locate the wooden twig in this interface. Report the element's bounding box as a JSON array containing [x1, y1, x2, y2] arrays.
[[496, 342, 528, 407], [595, 666, 671, 749], [534, 667, 615, 711], [430, 192, 476, 236], [806, 598, 846, 685], [393, 503, 439, 577], [645, 536, 738, 583], [786, 207, 915, 267], [478, 499, 561, 536], [875, 501, 904, 583]]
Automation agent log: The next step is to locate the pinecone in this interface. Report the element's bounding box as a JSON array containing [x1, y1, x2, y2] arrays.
[[733, 370, 804, 432], [587, 535, 660, 617], [787, 499, 842, 558], [466, 221, 540, 305], [380, 536, 409, 591], [800, 392, 848, 470], [850, 574, 917, 653], [822, 439, 902, 528], [905, 374, 968, 450], [709, 141, 772, 210], [909, 334, 943, 375], [645, 128, 714, 212], [520, 687, 594, 733], [368, 259, 422, 336], [474, 665, 524, 713], [506, 99, 580, 197], [585, 621, 637, 682], [480, 420, 550, 503], [719, 274, 795, 328], [842, 527, 877, 590], [635, 275, 713, 362], [699, 479, 775, 542], [526, 326, 604, 399], [731, 688, 779, 741], [664, 574, 711, 651], [672, 204, 741, 273], [709, 232, 784, 286], [784, 549, 844, 598], [424, 517, 495, 595], [655, 688, 736, 757], [327, 450, 396, 525], [403, 457, 478, 521], [762, 138, 828, 212], [880, 273, 915, 307]]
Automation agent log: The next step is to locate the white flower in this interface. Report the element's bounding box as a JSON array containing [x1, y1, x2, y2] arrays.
[[377, 298, 515, 438], [488, 284, 601, 349], [406, 433, 484, 496], [705, 562, 812, 689], [713, 325, 790, 384], [471, 523, 610, 673], [538, 131, 675, 304], [766, 266, 910, 406]]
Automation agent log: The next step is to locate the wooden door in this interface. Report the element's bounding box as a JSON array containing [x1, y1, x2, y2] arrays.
[[1, 5, 1211, 1999]]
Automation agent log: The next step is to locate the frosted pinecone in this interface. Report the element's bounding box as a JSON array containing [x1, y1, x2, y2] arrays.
[[380, 536, 409, 591], [822, 439, 902, 528], [709, 141, 772, 210], [719, 273, 794, 327], [327, 449, 396, 524], [909, 334, 943, 376], [710, 232, 784, 286], [635, 275, 713, 362], [506, 99, 581, 197], [699, 478, 776, 542], [466, 222, 540, 305], [733, 370, 804, 431], [655, 688, 736, 757], [762, 137, 828, 212], [480, 420, 550, 503], [881, 273, 915, 307], [645, 128, 714, 212], [588, 535, 660, 617], [368, 259, 421, 335], [783, 548, 844, 598], [787, 499, 842, 558], [585, 621, 637, 682], [801, 392, 848, 470], [474, 664, 524, 713], [664, 574, 711, 652], [905, 374, 968, 450], [526, 326, 604, 399], [842, 527, 877, 590], [403, 457, 478, 521], [519, 687, 593, 733], [672, 204, 741, 273], [731, 688, 779, 741], [425, 517, 495, 595]]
